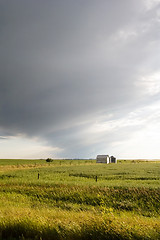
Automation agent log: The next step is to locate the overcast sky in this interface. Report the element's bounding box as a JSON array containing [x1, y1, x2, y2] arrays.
[[0, 0, 160, 159]]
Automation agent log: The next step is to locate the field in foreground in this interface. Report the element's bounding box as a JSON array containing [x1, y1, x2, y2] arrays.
[[0, 159, 160, 240]]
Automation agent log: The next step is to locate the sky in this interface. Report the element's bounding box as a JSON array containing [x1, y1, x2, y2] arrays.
[[1, 0, 160, 159]]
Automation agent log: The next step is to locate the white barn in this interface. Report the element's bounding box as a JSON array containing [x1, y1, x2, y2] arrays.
[[96, 155, 110, 164], [96, 155, 117, 164]]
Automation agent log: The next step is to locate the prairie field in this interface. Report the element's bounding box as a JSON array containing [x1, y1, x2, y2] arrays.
[[0, 159, 160, 240]]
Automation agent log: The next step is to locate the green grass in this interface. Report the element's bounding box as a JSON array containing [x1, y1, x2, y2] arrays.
[[0, 159, 160, 239]]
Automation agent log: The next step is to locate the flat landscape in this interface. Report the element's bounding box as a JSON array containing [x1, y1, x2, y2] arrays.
[[0, 159, 160, 240]]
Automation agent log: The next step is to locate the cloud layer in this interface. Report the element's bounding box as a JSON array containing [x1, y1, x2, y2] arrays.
[[1, 0, 160, 158]]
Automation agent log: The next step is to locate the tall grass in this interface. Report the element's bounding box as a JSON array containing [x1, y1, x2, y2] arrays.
[[1, 205, 160, 240], [0, 159, 160, 239]]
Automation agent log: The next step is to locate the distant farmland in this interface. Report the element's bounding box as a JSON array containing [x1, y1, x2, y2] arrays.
[[0, 159, 160, 239]]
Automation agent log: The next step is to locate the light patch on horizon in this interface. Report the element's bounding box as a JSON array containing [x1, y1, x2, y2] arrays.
[[0, 136, 61, 159]]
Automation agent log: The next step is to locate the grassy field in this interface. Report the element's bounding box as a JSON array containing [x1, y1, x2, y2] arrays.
[[0, 159, 160, 239]]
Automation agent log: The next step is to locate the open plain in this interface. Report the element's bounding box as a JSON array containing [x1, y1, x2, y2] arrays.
[[0, 159, 160, 240]]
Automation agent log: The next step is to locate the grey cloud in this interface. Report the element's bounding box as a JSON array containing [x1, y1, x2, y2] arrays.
[[0, 0, 160, 157]]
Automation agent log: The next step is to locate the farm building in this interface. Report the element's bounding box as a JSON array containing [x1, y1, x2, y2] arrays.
[[96, 155, 110, 164], [96, 155, 117, 164], [109, 156, 117, 163]]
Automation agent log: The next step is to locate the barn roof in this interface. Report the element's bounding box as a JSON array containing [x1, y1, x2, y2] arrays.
[[97, 155, 109, 158]]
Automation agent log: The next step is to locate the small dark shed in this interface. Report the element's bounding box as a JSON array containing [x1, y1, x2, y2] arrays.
[[109, 156, 117, 163]]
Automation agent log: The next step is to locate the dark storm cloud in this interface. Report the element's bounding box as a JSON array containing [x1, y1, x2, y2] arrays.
[[0, 0, 160, 157]]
